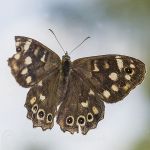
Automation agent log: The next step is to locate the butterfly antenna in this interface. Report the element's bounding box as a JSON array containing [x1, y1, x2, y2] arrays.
[[69, 36, 90, 55], [48, 29, 66, 54]]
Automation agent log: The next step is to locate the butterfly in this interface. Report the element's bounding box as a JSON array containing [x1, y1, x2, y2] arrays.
[[8, 36, 146, 135]]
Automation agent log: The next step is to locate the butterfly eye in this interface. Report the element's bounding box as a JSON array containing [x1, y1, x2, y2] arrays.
[[37, 109, 45, 120], [66, 116, 74, 126], [47, 113, 53, 123], [87, 113, 94, 122], [77, 115, 86, 126], [31, 104, 38, 113], [124, 67, 133, 74]]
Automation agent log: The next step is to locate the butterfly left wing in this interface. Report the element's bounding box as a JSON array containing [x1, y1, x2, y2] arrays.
[[8, 36, 61, 87], [25, 70, 61, 130], [57, 71, 105, 135], [73, 55, 146, 103]]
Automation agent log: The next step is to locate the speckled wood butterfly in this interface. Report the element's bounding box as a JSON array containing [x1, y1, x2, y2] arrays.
[[8, 36, 146, 134]]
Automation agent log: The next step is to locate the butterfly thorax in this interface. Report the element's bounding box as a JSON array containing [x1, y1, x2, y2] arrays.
[[61, 52, 71, 77]]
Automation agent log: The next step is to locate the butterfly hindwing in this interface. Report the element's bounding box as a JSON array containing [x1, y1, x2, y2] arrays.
[[25, 70, 61, 130], [8, 36, 61, 87], [73, 55, 146, 103], [57, 71, 105, 135]]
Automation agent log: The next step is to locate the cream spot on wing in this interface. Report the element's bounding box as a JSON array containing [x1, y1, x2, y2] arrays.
[[30, 97, 36, 105], [123, 83, 131, 91], [26, 76, 32, 83], [14, 53, 20, 60], [21, 67, 28, 75], [111, 84, 119, 92], [92, 106, 99, 115], [103, 90, 111, 98], [104, 61, 109, 69], [116, 57, 124, 71], [40, 54, 46, 62], [16, 38, 21, 42], [130, 64, 135, 68], [89, 89, 95, 95], [24, 39, 32, 52], [93, 62, 99, 72], [115, 56, 121, 59], [24, 44, 30, 51], [40, 94, 46, 101], [125, 74, 131, 80], [34, 47, 39, 56], [16, 41, 21, 47], [81, 101, 88, 108], [130, 59, 134, 63], [38, 81, 43, 86], [109, 72, 118, 81], [25, 56, 32, 65], [57, 103, 62, 110], [12, 62, 19, 72]]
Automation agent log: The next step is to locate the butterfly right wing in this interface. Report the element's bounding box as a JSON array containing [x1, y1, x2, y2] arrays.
[[57, 71, 105, 135], [8, 36, 61, 88], [73, 55, 146, 103]]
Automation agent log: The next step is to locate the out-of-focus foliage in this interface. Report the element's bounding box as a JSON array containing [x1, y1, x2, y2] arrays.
[[133, 133, 150, 150], [46, 0, 150, 33]]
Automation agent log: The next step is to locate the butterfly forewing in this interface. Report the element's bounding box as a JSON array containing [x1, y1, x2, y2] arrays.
[[8, 36, 61, 87], [73, 55, 146, 103], [57, 71, 105, 134]]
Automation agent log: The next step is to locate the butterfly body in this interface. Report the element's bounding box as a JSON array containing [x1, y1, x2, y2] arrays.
[[61, 52, 71, 78], [8, 36, 146, 134]]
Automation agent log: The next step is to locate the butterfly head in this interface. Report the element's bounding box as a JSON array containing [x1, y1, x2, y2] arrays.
[[62, 52, 71, 62]]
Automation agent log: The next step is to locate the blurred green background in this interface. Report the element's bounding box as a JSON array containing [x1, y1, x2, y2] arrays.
[[0, 0, 150, 150]]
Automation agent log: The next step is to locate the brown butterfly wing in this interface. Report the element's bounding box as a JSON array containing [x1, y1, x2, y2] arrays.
[[73, 55, 146, 103], [57, 70, 105, 135], [25, 70, 61, 130], [8, 36, 61, 87]]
